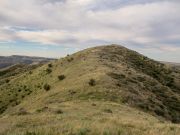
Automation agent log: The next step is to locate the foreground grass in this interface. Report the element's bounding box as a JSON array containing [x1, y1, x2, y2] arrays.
[[0, 100, 179, 135]]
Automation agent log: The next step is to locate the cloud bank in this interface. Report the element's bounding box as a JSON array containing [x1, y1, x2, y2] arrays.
[[0, 0, 180, 62]]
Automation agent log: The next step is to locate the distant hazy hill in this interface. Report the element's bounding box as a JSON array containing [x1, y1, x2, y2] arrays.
[[0, 45, 179, 135], [0, 55, 55, 69]]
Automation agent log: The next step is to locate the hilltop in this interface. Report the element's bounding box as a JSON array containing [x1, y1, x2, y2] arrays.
[[0, 45, 179, 135]]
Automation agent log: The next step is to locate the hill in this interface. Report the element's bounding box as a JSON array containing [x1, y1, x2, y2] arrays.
[[0, 55, 55, 69], [0, 45, 179, 135], [0, 63, 46, 86]]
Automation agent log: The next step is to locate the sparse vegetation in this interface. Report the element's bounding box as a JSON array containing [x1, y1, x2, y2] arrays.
[[55, 109, 63, 114], [5, 79, 10, 83], [46, 68, 52, 74], [89, 79, 96, 86], [48, 63, 52, 68], [43, 83, 51, 91], [67, 57, 74, 62], [58, 75, 66, 80], [0, 45, 180, 135]]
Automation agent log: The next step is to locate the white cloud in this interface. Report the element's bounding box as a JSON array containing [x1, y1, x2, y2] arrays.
[[15, 30, 76, 45], [0, 0, 180, 61]]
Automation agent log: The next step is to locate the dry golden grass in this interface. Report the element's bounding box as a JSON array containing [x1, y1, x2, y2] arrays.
[[0, 100, 180, 135]]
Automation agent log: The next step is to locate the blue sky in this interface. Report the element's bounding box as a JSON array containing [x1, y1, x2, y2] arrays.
[[0, 0, 180, 62]]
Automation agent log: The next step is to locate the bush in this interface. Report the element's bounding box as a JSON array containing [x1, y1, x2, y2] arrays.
[[154, 108, 165, 116], [44, 83, 51, 91], [18, 89, 22, 92], [48, 63, 52, 68], [5, 79, 10, 83], [58, 75, 66, 80], [89, 79, 96, 86], [67, 57, 74, 62], [46, 68, 52, 74], [55, 109, 63, 114]]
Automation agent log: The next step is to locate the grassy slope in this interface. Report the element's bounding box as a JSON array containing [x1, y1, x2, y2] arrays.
[[0, 64, 43, 85], [1, 101, 180, 135], [0, 45, 180, 135]]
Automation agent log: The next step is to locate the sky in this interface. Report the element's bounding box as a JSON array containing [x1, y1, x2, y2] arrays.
[[0, 0, 180, 62]]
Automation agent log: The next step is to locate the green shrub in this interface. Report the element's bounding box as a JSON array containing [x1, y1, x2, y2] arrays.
[[55, 109, 63, 114], [9, 99, 15, 103], [165, 76, 174, 87], [46, 68, 52, 74], [5, 79, 10, 83], [18, 89, 22, 92], [58, 75, 66, 80], [27, 91, 32, 95], [89, 79, 96, 86], [43, 83, 50, 91], [48, 63, 52, 68], [67, 57, 74, 62], [24, 85, 27, 89], [154, 108, 164, 116], [171, 116, 180, 123]]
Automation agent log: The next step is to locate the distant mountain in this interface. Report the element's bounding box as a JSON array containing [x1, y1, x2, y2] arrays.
[[0, 55, 55, 69], [0, 45, 179, 135], [161, 61, 180, 66]]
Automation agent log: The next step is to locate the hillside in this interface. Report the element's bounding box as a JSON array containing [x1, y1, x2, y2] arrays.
[[0, 63, 46, 86], [0, 45, 180, 135], [0, 55, 55, 69]]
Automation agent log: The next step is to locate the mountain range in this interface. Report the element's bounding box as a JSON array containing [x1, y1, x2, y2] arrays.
[[0, 55, 55, 69]]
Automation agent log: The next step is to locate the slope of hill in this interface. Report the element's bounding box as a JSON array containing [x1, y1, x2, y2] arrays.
[[0, 45, 179, 135], [0, 55, 55, 69], [0, 63, 46, 86]]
